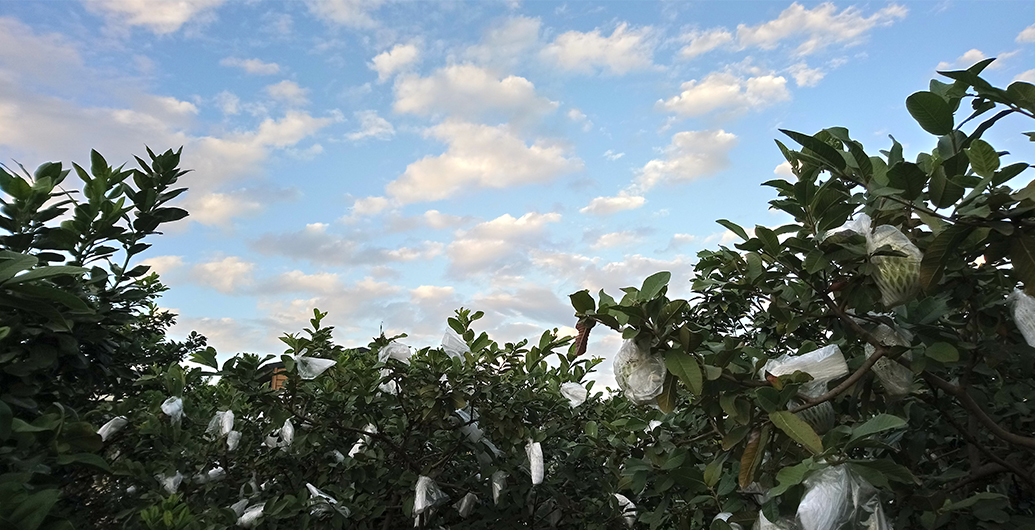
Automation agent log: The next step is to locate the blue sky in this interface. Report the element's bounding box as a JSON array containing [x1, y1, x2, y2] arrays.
[[3, 0, 1034, 387]]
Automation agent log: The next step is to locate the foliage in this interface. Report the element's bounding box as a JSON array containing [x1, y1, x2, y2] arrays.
[[0, 149, 200, 529], [569, 59, 1035, 529]]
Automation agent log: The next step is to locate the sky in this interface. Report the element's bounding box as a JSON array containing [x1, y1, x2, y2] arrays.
[[2, 0, 1035, 388]]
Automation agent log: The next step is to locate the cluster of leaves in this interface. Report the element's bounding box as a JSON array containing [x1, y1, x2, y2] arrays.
[[570, 60, 1035, 529], [0, 150, 202, 529]]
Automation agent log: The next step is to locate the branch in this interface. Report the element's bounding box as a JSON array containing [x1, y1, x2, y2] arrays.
[[921, 371, 1035, 451]]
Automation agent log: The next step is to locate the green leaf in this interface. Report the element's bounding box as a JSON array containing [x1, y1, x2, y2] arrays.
[[966, 139, 1000, 178], [886, 162, 928, 200], [189, 347, 219, 369], [0, 252, 38, 283], [0, 265, 87, 286], [8, 488, 60, 530], [56, 453, 112, 473], [920, 224, 972, 291], [0, 400, 11, 441], [704, 452, 728, 488], [905, 91, 954, 135], [925, 342, 959, 363], [569, 290, 595, 315], [770, 461, 813, 496], [850, 414, 907, 441], [655, 372, 677, 413], [755, 226, 781, 256], [716, 219, 749, 241], [927, 170, 965, 208], [1007, 81, 1035, 113], [1010, 234, 1035, 296], [940, 492, 1008, 513], [639, 271, 671, 301], [850, 458, 919, 484], [664, 350, 702, 395], [780, 130, 846, 171], [739, 426, 770, 488], [769, 410, 824, 455]]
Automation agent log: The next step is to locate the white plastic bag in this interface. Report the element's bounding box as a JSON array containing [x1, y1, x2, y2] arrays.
[[832, 214, 921, 307], [614, 493, 636, 528], [560, 382, 588, 407], [865, 324, 914, 397], [379, 341, 413, 364], [713, 512, 743, 530], [491, 471, 507, 505], [441, 329, 470, 357], [155, 471, 183, 494], [306, 483, 350, 517], [237, 502, 265, 528], [1010, 289, 1035, 347], [454, 492, 478, 518], [613, 338, 666, 405], [764, 345, 848, 434], [294, 355, 336, 380], [195, 467, 226, 484], [378, 368, 399, 395], [161, 397, 183, 425], [757, 465, 891, 530], [329, 449, 345, 463], [454, 408, 484, 443], [227, 430, 241, 451], [97, 416, 127, 441], [349, 424, 376, 457], [526, 440, 544, 485], [280, 418, 294, 447], [414, 475, 448, 515], [206, 410, 235, 438]]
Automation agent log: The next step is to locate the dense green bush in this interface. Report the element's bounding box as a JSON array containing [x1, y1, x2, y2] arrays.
[[3, 61, 1035, 530]]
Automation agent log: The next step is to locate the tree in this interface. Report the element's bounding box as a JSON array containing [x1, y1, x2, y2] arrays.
[[569, 59, 1035, 529]]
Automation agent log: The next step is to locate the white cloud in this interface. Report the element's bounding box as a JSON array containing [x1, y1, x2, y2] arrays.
[[579, 194, 645, 215], [664, 234, 698, 251], [139, 255, 184, 277], [542, 23, 655, 75], [635, 130, 738, 192], [214, 91, 240, 115], [265, 80, 309, 106], [369, 43, 420, 82], [191, 256, 256, 294], [250, 222, 443, 267], [736, 3, 908, 55], [384, 121, 583, 204], [184, 191, 263, 226], [472, 284, 572, 324], [423, 210, 468, 230], [346, 196, 391, 219], [447, 212, 561, 275], [1018, 24, 1035, 43], [1016, 69, 1035, 83], [220, 57, 281, 75], [788, 62, 825, 87], [678, 28, 733, 58], [567, 108, 592, 131], [346, 110, 394, 141], [531, 250, 696, 299], [306, 0, 384, 28], [937, 49, 987, 70], [82, 0, 228, 34], [590, 231, 640, 249], [265, 270, 342, 293], [774, 161, 794, 177], [464, 16, 541, 68], [603, 150, 625, 161], [0, 16, 83, 87], [393, 64, 558, 120], [658, 71, 790, 117]]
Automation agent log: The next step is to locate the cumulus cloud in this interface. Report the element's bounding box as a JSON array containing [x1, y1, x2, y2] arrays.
[[1018, 24, 1035, 43], [220, 57, 281, 75], [447, 212, 561, 275], [788, 62, 825, 87], [139, 255, 185, 277], [184, 190, 264, 226], [393, 64, 558, 120], [346, 110, 394, 141], [658, 71, 790, 117], [603, 150, 624, 161], [1016, 70, 1035, 83], [464, 16, 541, 68], [191, 256, 256, 294], [774, 161, 794, 177], [531, 250, 696, 299], [214, 91, 240, 115], [384, 121, 583, 204], [736, 2, 907, 55], [306, 0, 384, 28], [579, 194, 645, 215], [369, 43, 420, 82], [678, 28, 734, 58], [82, 0, 228, 34], [250, 222, 443, 267], [663, 234, 698, 252], [634, 130, 737, 192], [590, 231, 640, 250], [542, 23, 655, 75], [472, 284, 572, 324], [265, 80, 309, 106]]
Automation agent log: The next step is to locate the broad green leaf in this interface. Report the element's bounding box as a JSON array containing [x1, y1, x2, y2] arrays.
[[905, 91, 954, 135], [780, 130, 846, 171], [0, 252, 38, 283], [770, 460, 814, 496], [639, 271, 671, 301], [1007, 81, 1035, 113], [920, 224, 972, 291], [655, 373, 677, 413], [886, 162, 928, 200], [940, 492, 1008, 513], [716, 219, 749, 241], [8, 488, 60, 530], [927, 170, 964, 208], [755, 226, 781, 256], [769, 410, 824, 455], [56, 453, 112, 473], [704, 452, 728, 488], [665, 350, 702, 395], [850, 458, 919, 484], [0, 400, 11, 441], [190, 347, 219, 369], [1010, 234, 1035, 296], [850, 414, 907, 441], [925, 342, 959, 363], [966, 139, 999, 178], [569, 290, 595, 314]]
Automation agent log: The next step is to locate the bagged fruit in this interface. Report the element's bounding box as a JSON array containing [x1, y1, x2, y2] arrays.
[[614, 338, 666, 405], [864, 324, 913, 397]]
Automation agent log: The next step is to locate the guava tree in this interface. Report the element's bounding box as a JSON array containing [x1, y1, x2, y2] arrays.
[[570, 60, 1035, 529]]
